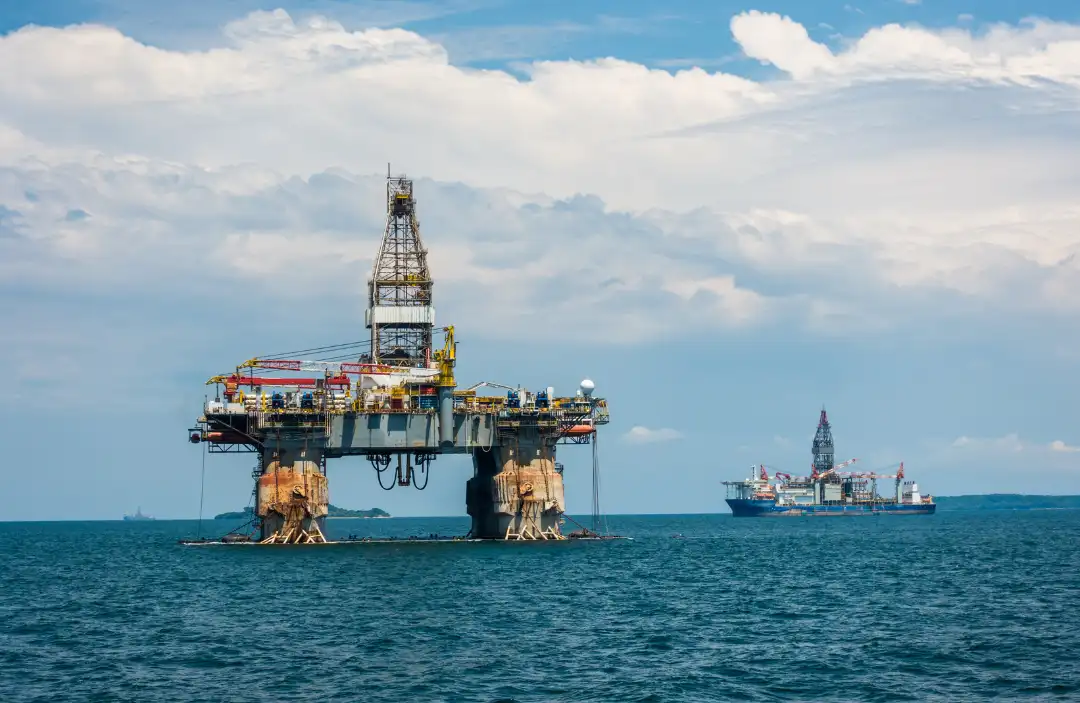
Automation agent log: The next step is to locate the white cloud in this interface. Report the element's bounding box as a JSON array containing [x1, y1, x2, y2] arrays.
[[952, 434, 1025, 452], [2, 9, 1080, 349], [949, 434, 1080, 456], [652, 56, 741, 69], [660, 275, 767, 324], [1050, 440, 1080, 453], [5, 9, 1080, 204], [730, 11, 1080, 85], [623, 426, 683, 444], [730, 11, 835, 79], [0, 162, 792, 345], [434, 15, 665, 63], [433, 22, 588, 62]]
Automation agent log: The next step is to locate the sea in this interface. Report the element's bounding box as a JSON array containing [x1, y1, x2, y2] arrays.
[[4, 511, 1079, 702]]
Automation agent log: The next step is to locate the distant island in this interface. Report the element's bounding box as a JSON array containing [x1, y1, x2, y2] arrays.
[[936, 494, 1080, 511], [213, 505, 390, 520], [327, 505, 391, 518]]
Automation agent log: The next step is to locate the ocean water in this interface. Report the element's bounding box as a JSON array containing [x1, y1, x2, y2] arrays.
[[4, 511, 1079, 702]]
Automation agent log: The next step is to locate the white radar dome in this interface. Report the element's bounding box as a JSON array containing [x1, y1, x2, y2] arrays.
[[579, 379, 595, 397]]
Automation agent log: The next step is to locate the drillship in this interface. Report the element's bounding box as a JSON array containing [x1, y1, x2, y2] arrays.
[[723, 408, 936, 517]]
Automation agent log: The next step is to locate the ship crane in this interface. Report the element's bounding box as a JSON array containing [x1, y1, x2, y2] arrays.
[[241, 359, 395, 375], [841, 471, 899, 480], [752, 465, 784, 491], [207, 374, 351, 388], [836, 461, 904, 481], [760, 467, 803, 486], [811, 457, 858, 481]]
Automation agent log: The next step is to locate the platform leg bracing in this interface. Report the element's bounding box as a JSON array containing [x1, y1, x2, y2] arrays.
[[466, 431, 564, 540], [255, 443, 329, 544]]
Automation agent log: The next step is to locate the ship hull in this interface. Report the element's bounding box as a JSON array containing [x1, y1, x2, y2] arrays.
[[726, 498, 936, 517]]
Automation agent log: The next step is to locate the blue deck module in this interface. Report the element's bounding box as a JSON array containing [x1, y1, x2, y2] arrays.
[[723, 408, 936, 517]]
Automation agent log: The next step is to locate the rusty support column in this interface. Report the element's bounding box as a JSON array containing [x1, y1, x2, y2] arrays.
[[466, 429, 564, 540], [256, 443, 329, 544]]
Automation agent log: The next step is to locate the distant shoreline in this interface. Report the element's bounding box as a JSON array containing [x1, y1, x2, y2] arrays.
[[327, 515, 391, 519], [933, 494, 1080, 511], [211, 515, 394, 520], [7, 494, 1079, 522]]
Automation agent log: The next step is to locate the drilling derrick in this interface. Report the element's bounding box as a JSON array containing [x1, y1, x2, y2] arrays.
[[812, 407, 835, 478], [188, 168, 610, 543], [367, 174, 434, 367]]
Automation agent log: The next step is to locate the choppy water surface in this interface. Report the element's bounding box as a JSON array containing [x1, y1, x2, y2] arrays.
[[4, 511, 1080, 701]]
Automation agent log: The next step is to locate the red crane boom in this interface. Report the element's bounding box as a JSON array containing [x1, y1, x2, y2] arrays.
[[240, 359, 393, 375], [215, 373, 351, 388]]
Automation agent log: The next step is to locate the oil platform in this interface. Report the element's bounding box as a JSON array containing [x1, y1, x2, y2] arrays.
[[187, 171, 610, 543]]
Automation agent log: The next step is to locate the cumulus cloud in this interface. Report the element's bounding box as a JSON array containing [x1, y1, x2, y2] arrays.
[[2, 8, 1080, 358], [950, 434, 1080, 456], [0, 163, 786, 344], [623, 426, 683, 444], [952, 434, 1025, 452], [5, 9, 1080, 204], [730, 11, 835, 79]]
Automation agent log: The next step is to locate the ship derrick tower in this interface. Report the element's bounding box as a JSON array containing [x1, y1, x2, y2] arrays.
[[812, 407, 835, 477], [367, 175, 434, 367]]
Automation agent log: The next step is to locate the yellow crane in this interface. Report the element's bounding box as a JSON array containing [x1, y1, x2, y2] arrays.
[[434, 325, 456, 388]]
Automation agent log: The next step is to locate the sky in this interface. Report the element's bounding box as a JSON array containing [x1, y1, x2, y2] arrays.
[[3, 0, 1080, 521]]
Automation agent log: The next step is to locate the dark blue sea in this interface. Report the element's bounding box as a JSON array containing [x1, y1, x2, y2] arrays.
[[4, 511, 1079, 702]]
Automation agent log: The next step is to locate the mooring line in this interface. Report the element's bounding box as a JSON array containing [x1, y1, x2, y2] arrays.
[[198, 438, 207, 539]]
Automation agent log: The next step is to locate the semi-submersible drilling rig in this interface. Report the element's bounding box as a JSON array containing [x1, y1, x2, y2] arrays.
[[187, 172, 610, 543]]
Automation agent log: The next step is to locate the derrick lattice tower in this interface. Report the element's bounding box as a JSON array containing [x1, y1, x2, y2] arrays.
[[811, 407, 834, 476], [366, 170, 434, 367]]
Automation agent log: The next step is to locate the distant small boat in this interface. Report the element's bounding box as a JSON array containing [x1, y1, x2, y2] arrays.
[[123, 507, 155, 521]]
